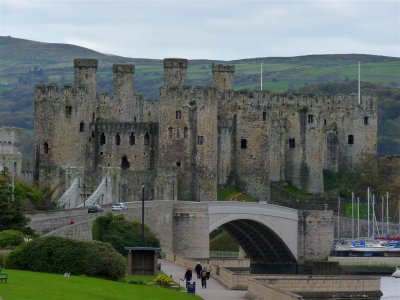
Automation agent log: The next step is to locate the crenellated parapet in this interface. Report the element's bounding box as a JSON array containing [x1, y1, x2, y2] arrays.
[[163, 58, 188, 87]]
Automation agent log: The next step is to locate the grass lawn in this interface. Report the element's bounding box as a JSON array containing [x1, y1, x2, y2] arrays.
[[0, 269, 201, 300]]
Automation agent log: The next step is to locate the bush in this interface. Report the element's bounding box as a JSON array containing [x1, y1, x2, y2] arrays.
[[4, 236, 126, 280], [92, 213, 160, 256], [0, 230, 25, 248], [154, 274, 174, 287]]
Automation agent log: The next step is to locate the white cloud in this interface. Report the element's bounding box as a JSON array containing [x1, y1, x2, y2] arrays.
[[1, 0, 399, 59]]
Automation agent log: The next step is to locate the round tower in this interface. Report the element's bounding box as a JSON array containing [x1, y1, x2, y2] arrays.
[[212, 63, 235, 91], [74, 58, 98, 98], [163, 58, 187, 87]]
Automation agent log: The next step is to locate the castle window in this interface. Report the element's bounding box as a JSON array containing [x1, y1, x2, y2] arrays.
[[289, 138, 295, 148], [129, 133, 135, 145], [176, 161, 181, 167], [308, 114, 314, 124], [197, 136, 204, 146], [134, 117, 137, 122], [121, 155, 130, 170], [184, 127, 189, 138], [324, 119, 327, 125], [348, 135, 354, 145], [176, 128, 180, 139], [241, 139, 247, 149], [364, 116, 369, 125], [92, 113, 96, 122], [79, 122, 85, 132], [176, 110, 182, 119], [65, 105, 72, 117], [168, 127, 174, 138], [100, 133, 106, 145], [263, 111, 267, 121], [144, 132, 150, 145], [115, 133, 121, 145], [43, 142, 49, 154]]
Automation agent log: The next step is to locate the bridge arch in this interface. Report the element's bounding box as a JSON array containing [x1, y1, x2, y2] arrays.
[[208, 202, 298, 264]]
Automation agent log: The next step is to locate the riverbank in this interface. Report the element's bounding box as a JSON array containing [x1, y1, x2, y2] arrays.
[[328, 257, 400, 274]]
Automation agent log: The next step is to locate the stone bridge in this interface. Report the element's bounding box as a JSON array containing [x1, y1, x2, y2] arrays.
[[27, 201, 333, 265]]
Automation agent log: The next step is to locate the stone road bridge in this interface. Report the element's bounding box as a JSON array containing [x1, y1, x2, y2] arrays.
[[27, 201, 333, 264]]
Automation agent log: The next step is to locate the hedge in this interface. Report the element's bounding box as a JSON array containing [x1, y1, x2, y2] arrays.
[[4, 236, 126, 280]]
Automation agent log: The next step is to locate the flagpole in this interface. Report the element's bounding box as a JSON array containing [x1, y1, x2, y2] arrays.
[[358, 62, 361, 105]]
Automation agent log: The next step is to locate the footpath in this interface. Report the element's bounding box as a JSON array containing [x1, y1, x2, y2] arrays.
[[161, 259, 246, 300]]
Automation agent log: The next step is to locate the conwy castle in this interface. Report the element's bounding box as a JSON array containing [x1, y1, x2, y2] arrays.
[[32, 58, 377, 205]]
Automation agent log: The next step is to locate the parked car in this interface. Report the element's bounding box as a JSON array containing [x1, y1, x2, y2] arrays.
[[112, 202, 128, 211], [87, 204, 104, 213]]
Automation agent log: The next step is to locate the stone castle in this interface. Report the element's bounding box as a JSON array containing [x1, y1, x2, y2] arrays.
[[34, 58, 377, 205]]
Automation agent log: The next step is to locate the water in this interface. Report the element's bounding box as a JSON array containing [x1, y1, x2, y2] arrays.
[[381, 277, 400, 299]]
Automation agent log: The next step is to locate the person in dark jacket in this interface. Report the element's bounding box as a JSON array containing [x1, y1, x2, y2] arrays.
[[184, 266, 192, 289], [195, 262, 202, 279], [201, 268, 207, 289]]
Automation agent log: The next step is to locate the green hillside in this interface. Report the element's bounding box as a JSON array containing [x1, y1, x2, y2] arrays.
[[0, 36, 399, 157]]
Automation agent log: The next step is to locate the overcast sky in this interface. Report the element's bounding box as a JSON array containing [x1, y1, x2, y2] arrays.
[[1, 0, 399, 60]]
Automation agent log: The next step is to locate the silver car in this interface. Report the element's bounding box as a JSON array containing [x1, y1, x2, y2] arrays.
[[112, 202, 128, 211]]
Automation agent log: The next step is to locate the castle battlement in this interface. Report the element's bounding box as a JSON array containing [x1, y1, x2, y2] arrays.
[[74, 58, 98, 69], [34, 58, 377, 204], [113, 64, 135, 74]]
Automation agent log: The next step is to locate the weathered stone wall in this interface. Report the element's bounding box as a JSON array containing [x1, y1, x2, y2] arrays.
[[172, 202, 209, 258], [235, 92, 270, 199], [33, 58, 377, 206], [298, 210, 334, 262]]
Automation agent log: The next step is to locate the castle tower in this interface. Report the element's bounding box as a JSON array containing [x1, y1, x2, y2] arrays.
[[163, 58, 187, 86], [212, 64, 235, 91], [112, 64, 141, 122], [74, 58, 98, 99]]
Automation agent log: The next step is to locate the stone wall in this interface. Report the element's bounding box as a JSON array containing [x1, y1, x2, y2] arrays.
[[298, 210, 334, 262]]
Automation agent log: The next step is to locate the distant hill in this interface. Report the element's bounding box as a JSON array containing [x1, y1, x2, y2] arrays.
[[0, 36, 399, 158]]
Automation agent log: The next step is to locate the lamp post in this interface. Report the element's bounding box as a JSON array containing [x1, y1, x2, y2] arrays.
[[141, 181, 145, 246], [11, 160, 16, 202]]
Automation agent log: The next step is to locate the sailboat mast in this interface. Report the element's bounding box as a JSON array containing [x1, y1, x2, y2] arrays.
[[367, 187, 370, 238], [386, 192, 389, 237], [382, 195, 384, 238], [357, 197, 360, 239], [372, 194, 375, 238], [338, 196, 341, 239], [352, 192, 354, 240]]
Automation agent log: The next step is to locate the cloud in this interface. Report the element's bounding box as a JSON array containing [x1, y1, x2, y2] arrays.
[[1, 0, 399, 59]]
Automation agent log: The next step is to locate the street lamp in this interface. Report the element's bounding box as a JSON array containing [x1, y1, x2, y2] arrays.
[[141, 181, 145, 246], [11, 160, 16, 202]]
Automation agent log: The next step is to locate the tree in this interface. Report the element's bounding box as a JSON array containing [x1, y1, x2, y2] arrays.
[[0, 172, 32, 234], [92, 213, 160, 256]]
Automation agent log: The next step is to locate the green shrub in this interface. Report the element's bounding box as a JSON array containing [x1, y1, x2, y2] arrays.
[[4, 236, 126, 280], [0, 230, 25, 248], [92, 213, 160, 256]]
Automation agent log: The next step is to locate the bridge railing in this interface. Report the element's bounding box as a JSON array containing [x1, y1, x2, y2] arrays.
[[209, 251, 239, 258], [57, 177, 80, 208], [78, 177, 108, 207]]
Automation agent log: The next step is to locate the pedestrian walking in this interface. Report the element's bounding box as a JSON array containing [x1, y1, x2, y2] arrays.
[[200, 268, 207, 288], [184, 266, 192, 289], [195, 262, 202, 279], [204, 260, 212, 280]]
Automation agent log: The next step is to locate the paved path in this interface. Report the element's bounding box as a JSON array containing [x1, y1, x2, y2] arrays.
[[160, 260, 246, 300]]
